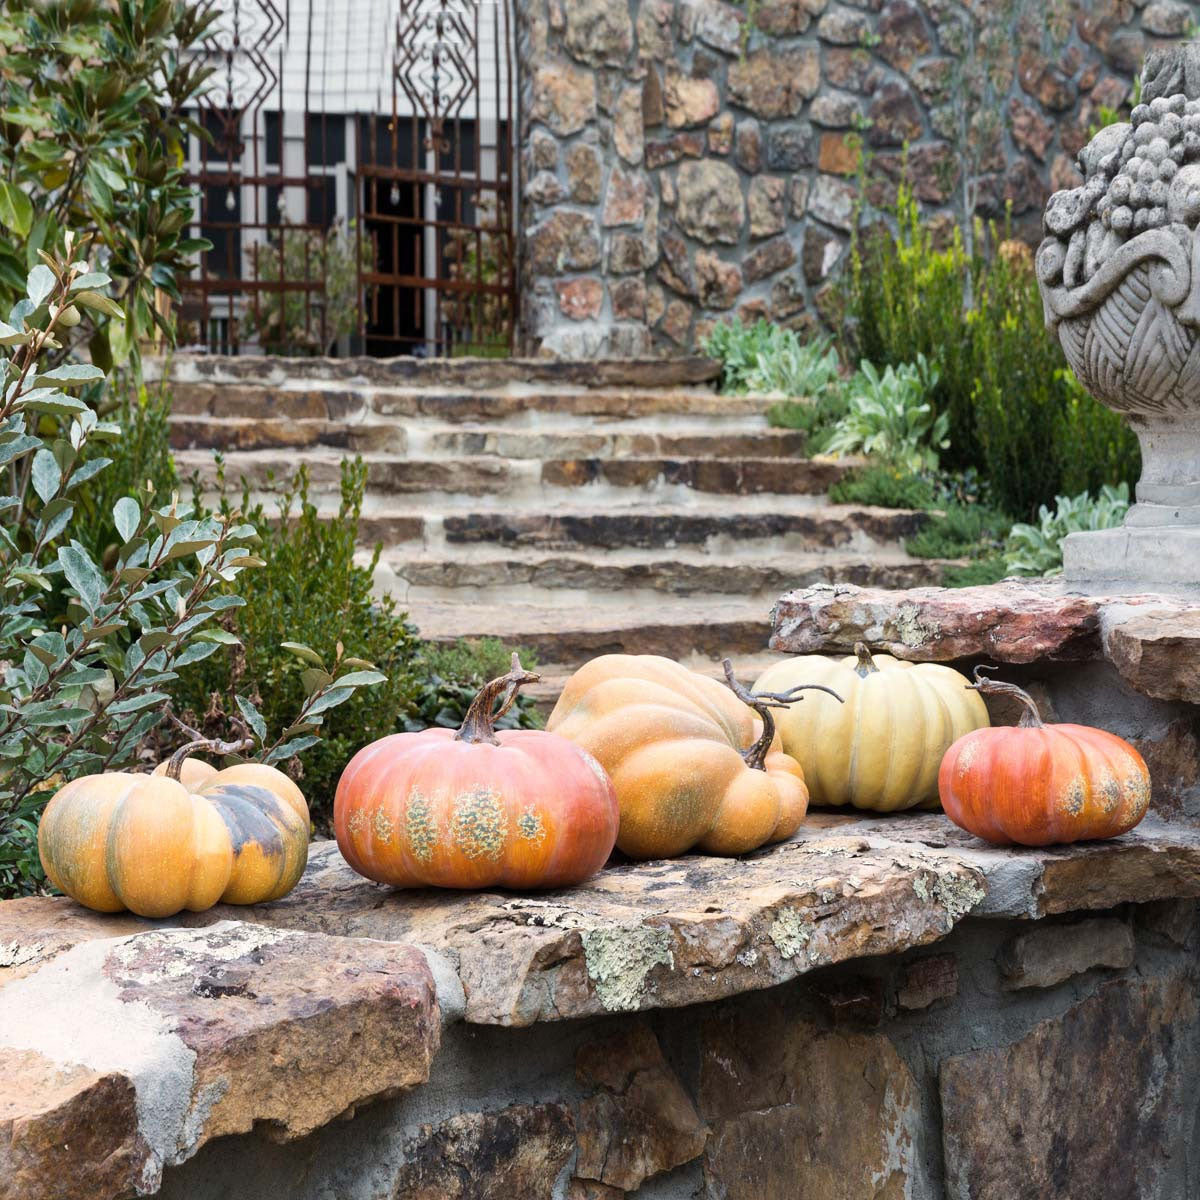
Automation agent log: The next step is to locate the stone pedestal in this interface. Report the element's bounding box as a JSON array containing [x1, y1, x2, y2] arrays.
[[1036, 46, 1200, 590]]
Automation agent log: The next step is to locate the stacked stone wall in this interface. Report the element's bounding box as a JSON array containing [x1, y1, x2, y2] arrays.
[[515, 0, 1197, 357]]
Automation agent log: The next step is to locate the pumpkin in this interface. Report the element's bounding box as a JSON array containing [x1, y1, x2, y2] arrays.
[[546, 654, 839, 859], [754, 644, 990, 812], [939, 671, 1151, 846], [37, 738, 310, 918], [334, 655, 619, 889]]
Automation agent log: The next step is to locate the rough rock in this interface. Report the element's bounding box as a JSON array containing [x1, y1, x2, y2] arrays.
[[728, 47, 821, 119], [707, 111, 734, 155], [1103, 609, 1200, 703], [755, 0, 825, 35], [1142, 0, 1192, 36], [531, 64, 598, 136], [564, 0, 634, 66], [817, 4, 871, 44], [803, 225, 844, 284], [747, 175, 786, 238], [603, 167, 647, 227], [610, 277, 646, 321], [574, 1023, 707, 1191], [771, 580, 1104, 662], [998, 917, 1135, 991], [876, 0, 933, 72], [566, 143, 603, 204], [692, 0, 745, 55], [636, 0, 674, 60], [896, 952, 958, 1010], [675, 160, 745, 245], [734, 119, 764, 173], [694, 250, 744, 309], [556, 278, 605, 321], [808, 175, 857, 231], [613, 86, 644, 163], [940, 977, 1198, 1200], [743, 235, 797, 284], [766, 122, 815, 171], [0, 923, 439, 1199], [527, 212, 602, 275], [810, 89, 861, 129], [385, 1104, 575, 1200], [664, 71, 720, 129], [1008, 97, 1053, 161], [867, 81, 924, 147], [818, 131, 859, 175], [700, 999, 921, 1197]]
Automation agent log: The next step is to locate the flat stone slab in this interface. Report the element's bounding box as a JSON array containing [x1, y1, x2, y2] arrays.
[[6, 816, 1200, 1030], [771, 581, 1200, 702], [0, 922, 439, 1200]]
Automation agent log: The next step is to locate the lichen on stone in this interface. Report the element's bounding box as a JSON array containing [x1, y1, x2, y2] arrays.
[[450, 787, 507, 861], [891, 602, 939, 649], [581, 925, 674, 1012], [769, 907, 817, 960], [914, 869, 985, 922]]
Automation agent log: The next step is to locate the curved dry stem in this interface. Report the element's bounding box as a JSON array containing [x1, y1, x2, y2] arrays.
[[722, 659, 844, 771], [165, 735, 255, 782], [854, 643, 880, 676], [967, 664, 1044, 728], [455, 652, 541, 746]]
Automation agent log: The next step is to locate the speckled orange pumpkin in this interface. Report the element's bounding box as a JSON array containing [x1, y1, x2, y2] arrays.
[[38, 747, 310, 918], [938, 673, 1151, 847], [546, 654, 840, 859], [334, 656, 619, 889]]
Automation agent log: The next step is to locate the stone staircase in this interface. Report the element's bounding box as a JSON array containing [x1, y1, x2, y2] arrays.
[[157, 355, 949, 696]]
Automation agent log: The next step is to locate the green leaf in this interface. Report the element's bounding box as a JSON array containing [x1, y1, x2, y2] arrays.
[[37, 364, 105, 385], [235, 694, 268, 743], [19, 393, 86, 417], [69, 273, 112, 293], [0, 182, 32, 238], [108, 691, 171, 716], [303, 687, 355, 718], [58, 543, 106, 612], [73, 291, 125, 320], [264, 736, 321, 765], [113, 497, 140, 543], [31, 449, 61, 503], [26, 264, 55, 309], [280, 642, 326, 668], [333, 670, 387, 689], [195, 628, 240, 645], [0, 320, 29, 347], [300, 667, 333, 695]]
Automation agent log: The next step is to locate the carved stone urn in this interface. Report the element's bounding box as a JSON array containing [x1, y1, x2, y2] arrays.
[[1037, 46, 1200, 588]]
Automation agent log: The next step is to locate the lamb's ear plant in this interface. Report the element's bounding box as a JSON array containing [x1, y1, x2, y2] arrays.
[[1005, 484, 1131, 578], [0, 241, 380, 896]]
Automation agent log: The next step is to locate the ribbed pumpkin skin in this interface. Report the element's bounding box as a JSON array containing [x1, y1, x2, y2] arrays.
[[939, 723, 1151, 846], [546, 654, 810, 859], [38, 759, 310, 918], [333, 728, 619, 889], [754, 651, 989, 812]]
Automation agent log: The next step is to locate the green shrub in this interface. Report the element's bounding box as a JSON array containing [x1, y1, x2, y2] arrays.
[[942, 555, 1009, 588], [172, 461, 424, 826], [825, 355, 947, 472], [828, 463, 938, 509], [703, 320, 842, 397], [906, 501, 1012, 560], [765, 389, 851, 450], [1005, 484, 1131, 577], [843, 185, 1140, 517], [408, 639, 543, 733]]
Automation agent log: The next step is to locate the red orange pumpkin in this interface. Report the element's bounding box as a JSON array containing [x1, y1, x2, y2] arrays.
[[938, 671, 1151, 847], [334, 655, 619, 889]]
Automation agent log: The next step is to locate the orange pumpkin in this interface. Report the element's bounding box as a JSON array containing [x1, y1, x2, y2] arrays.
[[38, 741, 310, 918], [938, 672, 1151, 847], [546, 654, 840, 859], [334, 655, 619, 889]]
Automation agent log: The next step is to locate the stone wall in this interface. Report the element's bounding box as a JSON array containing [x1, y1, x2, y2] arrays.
[[157, 901, 1200, 1200], [515, 0, 1197, 357]]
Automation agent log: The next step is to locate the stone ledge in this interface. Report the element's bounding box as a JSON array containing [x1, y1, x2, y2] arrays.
[[5, 816, 1199, 1031], [0, 922, 440, 1200], [771, 581, 1200, 702]]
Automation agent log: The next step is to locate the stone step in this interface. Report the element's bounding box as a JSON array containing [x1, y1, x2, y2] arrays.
[[376, 547, 948, 604], [168, 415, 806, 458], [166, 385, 768, 426], [411, 596, 778, 662], [150, 352, 722, 391], [354, 504, 928, 555], [176, 449, 851, 501]]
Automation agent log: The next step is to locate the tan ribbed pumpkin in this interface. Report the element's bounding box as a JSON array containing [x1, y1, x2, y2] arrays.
[[754, 644, 989, 812]]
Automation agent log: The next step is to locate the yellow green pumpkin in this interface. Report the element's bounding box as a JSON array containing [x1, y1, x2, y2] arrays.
[[754, 644, 989, 812], [38, 746, 310, 918]]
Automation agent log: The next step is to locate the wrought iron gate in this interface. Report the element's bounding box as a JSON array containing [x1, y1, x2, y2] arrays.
[[181, 0, 516, 358], [356, 1, 517, 357]]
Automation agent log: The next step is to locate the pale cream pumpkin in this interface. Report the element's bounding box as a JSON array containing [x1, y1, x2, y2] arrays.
[[754, 644, 989, 812]]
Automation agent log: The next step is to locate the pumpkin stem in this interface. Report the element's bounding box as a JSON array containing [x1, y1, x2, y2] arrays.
[[722, 659, 844, 771], [455, 652, 541, 746], [854, 643, 880, 677], [164, 736, 255, 782], [966, 665, 1044, 728]]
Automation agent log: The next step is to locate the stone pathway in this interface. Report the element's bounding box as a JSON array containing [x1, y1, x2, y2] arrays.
[[160, 356, 950, 687]]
